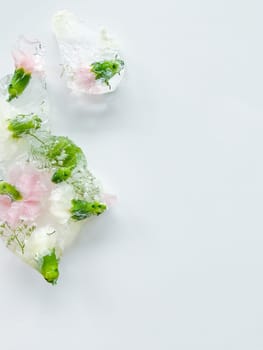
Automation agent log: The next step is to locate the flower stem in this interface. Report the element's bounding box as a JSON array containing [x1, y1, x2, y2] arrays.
[[27, 132, 45, 144], [14, 235, 25, 254]]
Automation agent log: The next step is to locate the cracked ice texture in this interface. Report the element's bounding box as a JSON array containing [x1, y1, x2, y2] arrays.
[[52, 10, 125, 95]]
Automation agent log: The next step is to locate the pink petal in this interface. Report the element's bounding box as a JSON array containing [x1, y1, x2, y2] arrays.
[[21, 200, 41, 221], [74, 66, 97, 90], [0, 196, 12, 223], [7, 202, 24, 227], [1, 165, 53, 227], [12, 50, 36, 73], [12, 37, 44, 75], [102, 193, 117, 208]]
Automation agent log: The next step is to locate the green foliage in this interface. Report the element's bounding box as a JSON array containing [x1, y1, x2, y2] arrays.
[[8, 114, 42, 138], [40, 249, 59, 285], [44, 136, 84, 183], [90, 59, 124, 87], [8, 68, 31, 101], [0, 222, 36, 254], [0, 181, 22, 201], [52, 167, 72, 183], [70, 199, 107, 221], [46, 136, 83, 168]]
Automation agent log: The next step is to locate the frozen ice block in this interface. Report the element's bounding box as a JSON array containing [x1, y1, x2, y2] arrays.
[[53, 10, 125, 95], [0, 38, 109, 284]]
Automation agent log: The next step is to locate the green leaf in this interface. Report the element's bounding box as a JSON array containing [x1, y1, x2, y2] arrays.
[[0, 181, 22, 201], [70, 199, 107, 221], [8, 68, 31, 101], [51, 167, 72, 183], [44, 136, 84, 183], [90, 59, 124, 87], [40, 249, 59, 285], [8, 114, 42, 138]]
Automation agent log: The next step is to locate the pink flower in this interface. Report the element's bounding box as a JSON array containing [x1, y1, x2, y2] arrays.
[[73, 66, 101, 93], [0, 165, 52, 227], [13, 51, 35, 73], [12, 37, 44, 74]]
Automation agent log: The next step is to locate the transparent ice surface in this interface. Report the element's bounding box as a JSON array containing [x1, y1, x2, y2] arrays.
[[53, 10, 125, 95], [0, 74, 49, 122]]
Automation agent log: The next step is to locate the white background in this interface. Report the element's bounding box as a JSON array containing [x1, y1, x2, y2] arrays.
[[0, 0, 263, 349]]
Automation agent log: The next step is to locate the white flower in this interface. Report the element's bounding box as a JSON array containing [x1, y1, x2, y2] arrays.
[[49, 183, 74, 224], [23, 225, 58, 267]]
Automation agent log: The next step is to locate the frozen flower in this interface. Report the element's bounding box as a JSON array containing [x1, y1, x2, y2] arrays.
[[24, 225, 58, 259], [72, 66, 98, 94], [0, 36, 111, 284], [49, 183, 75, 224], [12, 37, 44, 74], [53, 10, 125, 95], [0, 165, 52, 227], [13, 50, 42, 74], [8, 37, 45, 101], [24, 227, 60, 284]]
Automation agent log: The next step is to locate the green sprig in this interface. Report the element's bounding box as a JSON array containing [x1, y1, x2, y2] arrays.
[[90, 58, 124, 88], [70, 199, 107, 221], [8, 68, 31, 101], [40, 249, 59, 285], [44, 136, 84, 183], [0, 181, 22, 201], [8, 114, 42, 138]]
